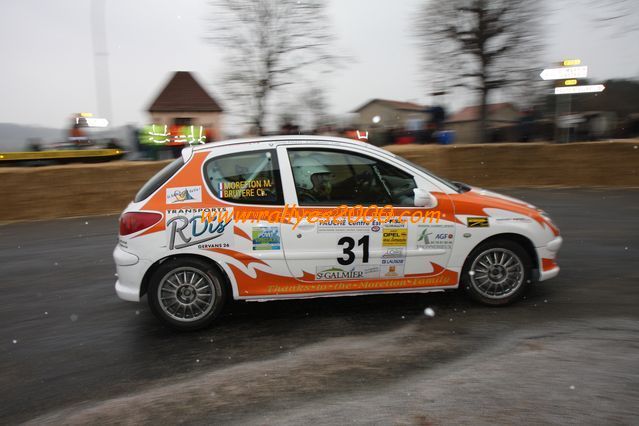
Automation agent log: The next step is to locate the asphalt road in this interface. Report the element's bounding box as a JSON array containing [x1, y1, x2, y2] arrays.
[[1, 189, 638, 425]]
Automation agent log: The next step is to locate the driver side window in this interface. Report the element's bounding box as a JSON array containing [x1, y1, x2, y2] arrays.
[[287, 148, 416, 206]]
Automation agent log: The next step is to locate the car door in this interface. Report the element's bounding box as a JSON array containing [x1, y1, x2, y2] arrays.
[[202, 147, 291, 296], [278, 144, 456, 291]]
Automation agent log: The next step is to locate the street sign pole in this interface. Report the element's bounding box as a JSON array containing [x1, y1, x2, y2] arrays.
[[542, 60, 605, 142], [554, 94, 560, 143], [566, 94, 572, 142], [554, 93, 572, 143]]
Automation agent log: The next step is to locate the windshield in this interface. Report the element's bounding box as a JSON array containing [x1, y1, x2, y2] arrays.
[[399, 157, 460, 192]]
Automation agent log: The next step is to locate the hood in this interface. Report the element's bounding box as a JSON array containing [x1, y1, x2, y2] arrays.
[[470, 187, 537, 209], [443, 187, 559, 236]]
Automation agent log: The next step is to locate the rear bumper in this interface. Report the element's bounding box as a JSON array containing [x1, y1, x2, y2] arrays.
[[536, 236, 562, 282], [113, 245, 148, 302], [115, 279, 141, 302]]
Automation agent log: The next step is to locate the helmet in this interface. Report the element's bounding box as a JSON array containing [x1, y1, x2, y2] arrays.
[[291, 155, 332, 190]]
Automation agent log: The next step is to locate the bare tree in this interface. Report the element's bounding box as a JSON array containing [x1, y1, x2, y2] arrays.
[[299, 86, 330, 130], [416, 0, 543, 142], [585, 0, 639, 35], [275, 86, 332, 132], [208, 0, 338, 134]]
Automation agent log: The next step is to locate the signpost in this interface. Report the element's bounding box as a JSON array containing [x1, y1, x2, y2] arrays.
[[540, 65, 588, 80], [554, 84, 605, 95], [541, 59, 606, 142]]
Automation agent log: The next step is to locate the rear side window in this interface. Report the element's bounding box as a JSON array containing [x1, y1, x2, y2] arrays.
[[204, 150, 283, 205], [134, 158, 184, 202]]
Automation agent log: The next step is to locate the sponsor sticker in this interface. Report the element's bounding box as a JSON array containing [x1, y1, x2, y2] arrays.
[[381, 258, 405, 277], [382, 247, 405, 258], [382, 228, 407, 247], [318, 218, 403, 233], [315, 265, 380, 281], [381, 218, 406, 229], [218, 179, 273, 199], [467, 217, 489, 228], [166, 186, 202, 204], [381, 248, 406, 277], [318, 219, 371, 233], [166, 207, 233, 250], [252, 226, 281, 250], [495, 217, 533, 223], [417, 224, 455, 249]]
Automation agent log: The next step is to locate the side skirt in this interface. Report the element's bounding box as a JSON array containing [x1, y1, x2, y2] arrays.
[[237, 284, 459, 302]]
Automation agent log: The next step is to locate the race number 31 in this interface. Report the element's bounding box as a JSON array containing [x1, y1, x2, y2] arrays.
[[337, 236, 369, 265]]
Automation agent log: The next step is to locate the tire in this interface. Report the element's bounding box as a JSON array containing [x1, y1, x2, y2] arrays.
[[147, 257, 226, 331], [461, 239, 532, 306]]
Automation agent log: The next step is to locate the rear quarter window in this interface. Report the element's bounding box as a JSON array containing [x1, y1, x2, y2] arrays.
[[134, 158, 184, 202], [203, 150, 283, 205]]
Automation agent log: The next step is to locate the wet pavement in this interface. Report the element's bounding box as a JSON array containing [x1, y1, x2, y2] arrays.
[[1, 189, 638, 424]]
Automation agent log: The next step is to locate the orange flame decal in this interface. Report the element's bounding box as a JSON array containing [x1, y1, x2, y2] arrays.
[[206, 248, 268, 269], [228, 262, 458, 297]]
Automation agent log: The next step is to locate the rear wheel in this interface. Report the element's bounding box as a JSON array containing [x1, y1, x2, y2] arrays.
[[461, 239, 532, 306], [147, 257, 226, 330]]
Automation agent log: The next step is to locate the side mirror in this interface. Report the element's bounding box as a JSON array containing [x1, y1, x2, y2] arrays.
[[414, 188, 438, 209]]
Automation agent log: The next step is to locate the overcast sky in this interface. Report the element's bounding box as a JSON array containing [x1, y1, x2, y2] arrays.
[[1, 0, 638, 131]]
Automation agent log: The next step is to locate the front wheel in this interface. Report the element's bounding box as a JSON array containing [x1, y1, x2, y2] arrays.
[[461, 239, 532, 306], [147, 257, 226, 330]]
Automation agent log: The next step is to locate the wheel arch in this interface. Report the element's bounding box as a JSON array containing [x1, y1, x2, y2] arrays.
[[466, 233, 540, 280], [140, 253, 234, 300]]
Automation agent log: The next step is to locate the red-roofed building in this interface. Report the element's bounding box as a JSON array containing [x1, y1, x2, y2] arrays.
[[148, 71, 224, 141], [446, 102, 520, 144]]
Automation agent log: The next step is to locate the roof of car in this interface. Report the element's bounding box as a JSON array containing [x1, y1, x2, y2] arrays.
[[191, 135, 397, 158]]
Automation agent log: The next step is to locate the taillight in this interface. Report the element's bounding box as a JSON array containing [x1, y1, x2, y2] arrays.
[[119, 212, 163, 236]]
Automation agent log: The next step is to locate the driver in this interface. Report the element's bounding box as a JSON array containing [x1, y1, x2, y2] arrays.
[[291, 156, 333, 202]]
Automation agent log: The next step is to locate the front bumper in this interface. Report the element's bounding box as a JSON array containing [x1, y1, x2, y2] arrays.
[[113, 245, 148, 302], [536, 236, 563, 282]]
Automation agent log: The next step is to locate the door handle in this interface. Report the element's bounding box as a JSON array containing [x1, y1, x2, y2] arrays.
[[295, 223, 316, 231], [295, 223, 315, 238]]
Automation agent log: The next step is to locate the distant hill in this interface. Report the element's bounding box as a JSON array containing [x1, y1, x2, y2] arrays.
[[0, 123, 65, 151]]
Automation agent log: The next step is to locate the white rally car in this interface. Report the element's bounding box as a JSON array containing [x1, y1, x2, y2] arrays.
[[114, 136, 562, 330]]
